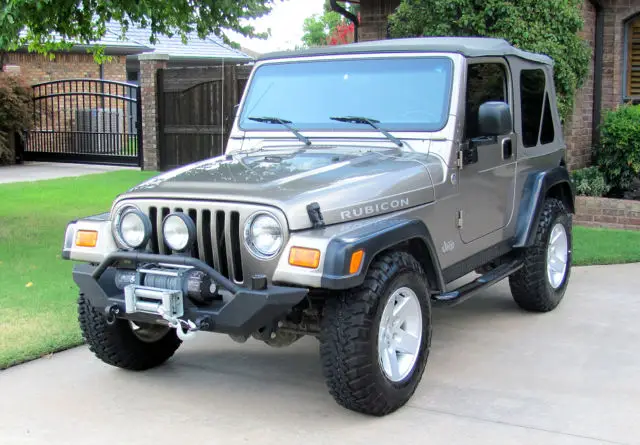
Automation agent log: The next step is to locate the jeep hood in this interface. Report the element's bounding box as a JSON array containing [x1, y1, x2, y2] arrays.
[[118, 147, 441, 230]]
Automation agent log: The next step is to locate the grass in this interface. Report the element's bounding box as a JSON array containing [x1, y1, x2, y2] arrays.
[[0, 171, 639, 369], [0, 170, 156, 369], [572, 225, 640, 266]]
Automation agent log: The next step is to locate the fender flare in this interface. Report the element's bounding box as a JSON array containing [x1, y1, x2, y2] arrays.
[[320, 218, 445, 292], [513, 166, 575, 248]]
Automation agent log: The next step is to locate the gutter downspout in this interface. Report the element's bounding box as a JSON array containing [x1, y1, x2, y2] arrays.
[[329, 0, 359, 43], [592, 0, 604, 148]]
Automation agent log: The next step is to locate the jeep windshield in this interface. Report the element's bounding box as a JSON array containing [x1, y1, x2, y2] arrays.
[[238, 56, 453, 133]]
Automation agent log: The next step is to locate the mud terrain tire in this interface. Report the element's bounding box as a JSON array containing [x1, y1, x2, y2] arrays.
[[509, 198, 572, 312], [319, 251, 432, 416], [78, 294, 182, 370]]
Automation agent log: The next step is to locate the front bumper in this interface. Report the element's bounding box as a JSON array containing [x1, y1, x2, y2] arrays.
[[73, 251, 309, 337]]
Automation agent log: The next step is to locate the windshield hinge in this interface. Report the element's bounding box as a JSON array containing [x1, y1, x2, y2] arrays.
[[457, 150, 464, 169], [457, 210, 464, 229]]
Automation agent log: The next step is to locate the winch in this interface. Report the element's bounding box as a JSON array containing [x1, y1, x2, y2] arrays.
[[115, 265, 220, 305]]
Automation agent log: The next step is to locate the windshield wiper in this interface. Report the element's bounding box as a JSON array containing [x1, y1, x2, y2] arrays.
[[330, 116, 403, 147], [248, 116, 311, 146]]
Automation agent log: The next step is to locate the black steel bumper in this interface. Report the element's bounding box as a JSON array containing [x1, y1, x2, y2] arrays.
[[73, 252, 309, 336]]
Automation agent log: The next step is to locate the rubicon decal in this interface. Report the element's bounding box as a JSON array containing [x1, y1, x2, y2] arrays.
[[340, 198, 410, 220]]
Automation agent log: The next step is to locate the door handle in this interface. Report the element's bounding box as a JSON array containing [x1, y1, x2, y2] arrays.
[[502, 138, 513, 159]]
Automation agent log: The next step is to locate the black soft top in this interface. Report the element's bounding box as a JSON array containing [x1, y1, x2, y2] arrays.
[[258, 37, 553, 65]]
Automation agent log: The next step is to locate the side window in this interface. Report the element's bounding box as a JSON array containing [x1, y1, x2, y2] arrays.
[[464, 63, 508, 139], [539, 94, 555, 144], [520, 69, 555, 147]]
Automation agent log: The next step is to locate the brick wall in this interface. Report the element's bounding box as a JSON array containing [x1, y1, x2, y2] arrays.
[[3, 52, 126, 84], [601, 0, 640, 112], [565, 0, 597, 170], [359, 0, 401, 41], [575, 196, 640, 230], [139, 54, 169, 170]]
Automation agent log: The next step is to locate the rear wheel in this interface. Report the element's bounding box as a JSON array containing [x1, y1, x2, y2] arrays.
[[509, 198, 572, 312], [78, 294, 182, 370], [319, 251, 432, 416]]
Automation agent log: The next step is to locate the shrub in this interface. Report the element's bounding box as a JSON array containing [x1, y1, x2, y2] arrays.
[[0, 73, 33, 165], [594, 104, 640, 192], [570, 166, 610, 197], [388, 0, 591, 121]]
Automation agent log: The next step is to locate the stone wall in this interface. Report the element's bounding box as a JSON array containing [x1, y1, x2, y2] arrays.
[[574, 196, 640, 230]]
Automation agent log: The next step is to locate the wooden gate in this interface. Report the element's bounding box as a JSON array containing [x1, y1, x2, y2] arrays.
[[23, 79, 142, 166], [157, 64, 252, 171]]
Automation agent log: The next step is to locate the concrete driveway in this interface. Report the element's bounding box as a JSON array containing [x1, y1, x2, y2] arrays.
[[1, 262, 638, 445], [0, 162, 133, 184]]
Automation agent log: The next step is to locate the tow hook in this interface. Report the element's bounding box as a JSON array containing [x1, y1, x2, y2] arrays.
[[104, 304, 120, 325], [157, 306, 198, 341]]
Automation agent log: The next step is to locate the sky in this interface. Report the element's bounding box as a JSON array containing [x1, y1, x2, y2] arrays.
[[226, 0, 326, 54]]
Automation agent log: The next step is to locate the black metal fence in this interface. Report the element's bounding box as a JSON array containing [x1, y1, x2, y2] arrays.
[[23, 79, 142, 166]]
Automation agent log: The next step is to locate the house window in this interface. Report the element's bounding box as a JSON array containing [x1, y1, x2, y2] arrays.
[[625, 16, 640, 101]]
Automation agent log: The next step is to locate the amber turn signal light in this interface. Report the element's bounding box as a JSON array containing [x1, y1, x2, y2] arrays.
[[75, 230, 98, 248], [289, 247, 321, 269], [349, 249, 365, 274]]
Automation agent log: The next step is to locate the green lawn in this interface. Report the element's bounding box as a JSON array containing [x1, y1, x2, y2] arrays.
[[0, 170, 156, 369], [572, 225, 640, 266], [1, 172, 639, 369]]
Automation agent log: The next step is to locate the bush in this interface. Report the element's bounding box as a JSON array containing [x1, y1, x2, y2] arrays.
[[388, 0, 591, 121], [594, 104, 640, 193], [570, 166, 610, 197], [0, 73, 33, 165]]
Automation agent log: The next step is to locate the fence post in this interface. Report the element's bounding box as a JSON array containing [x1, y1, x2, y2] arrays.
[[138, 53, 169, 171]]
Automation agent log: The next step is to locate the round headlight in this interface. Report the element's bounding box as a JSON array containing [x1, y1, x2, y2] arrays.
[[114, 206, 151, 249], [244, 212, 283, 259], [162, 213, 195, 252]]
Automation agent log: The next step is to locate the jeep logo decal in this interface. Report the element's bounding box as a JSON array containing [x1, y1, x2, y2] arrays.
[[340, 198, 410, 220]]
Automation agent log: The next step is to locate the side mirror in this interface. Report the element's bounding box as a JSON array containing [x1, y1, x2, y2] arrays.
[[478, 101, 512, 136]]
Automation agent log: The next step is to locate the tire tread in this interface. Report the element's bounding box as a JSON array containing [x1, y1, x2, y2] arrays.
[[78, 294, 181, 371], [319, 251, 431, 416]]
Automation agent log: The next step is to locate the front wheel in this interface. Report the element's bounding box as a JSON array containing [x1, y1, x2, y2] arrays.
[[319, 251, 432, 416], [78, 294, 182, 370]]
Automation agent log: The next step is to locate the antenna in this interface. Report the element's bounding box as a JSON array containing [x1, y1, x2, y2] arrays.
[[221, 57, 225, 154]]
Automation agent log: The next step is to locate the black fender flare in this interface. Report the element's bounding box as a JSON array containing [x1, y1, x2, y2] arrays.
[[320, 218, 445, 292], [513, 166, 575, 248]]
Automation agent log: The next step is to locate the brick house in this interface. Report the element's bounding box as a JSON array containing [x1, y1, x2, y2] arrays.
[[355, 0, 640, 170], [1, 22, 253, 86]]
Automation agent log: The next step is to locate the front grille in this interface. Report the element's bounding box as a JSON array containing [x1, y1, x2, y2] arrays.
[[145, 205, 244, 283]]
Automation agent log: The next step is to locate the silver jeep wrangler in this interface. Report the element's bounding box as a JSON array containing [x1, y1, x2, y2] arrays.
[[63, 37, 574, 416]]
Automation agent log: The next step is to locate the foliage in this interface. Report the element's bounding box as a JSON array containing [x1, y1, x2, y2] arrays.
[[594, 104, 640, 192], [570, 166, 610, 197], [302, 0, 358, 47], [388, 0, 591, 121], [0, 0, 276, 62], [0, 73, 33, 165], [327, 20, 356, 45]]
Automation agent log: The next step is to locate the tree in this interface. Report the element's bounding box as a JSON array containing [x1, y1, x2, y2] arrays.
[[302, 1, 358, 47], [0, 0, 277, 63], [388, 0, 591, 121]]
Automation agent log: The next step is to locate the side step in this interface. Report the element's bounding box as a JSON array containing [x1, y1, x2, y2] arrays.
[[432, 259, 523, 308]]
